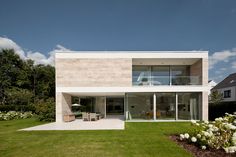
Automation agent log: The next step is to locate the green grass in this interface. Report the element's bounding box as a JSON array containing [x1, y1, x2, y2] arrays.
[[0, 118, 194, 157]]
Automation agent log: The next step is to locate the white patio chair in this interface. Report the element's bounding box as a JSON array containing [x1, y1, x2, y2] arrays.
[[90, 113, 97, 121], [82, 112, 89, 121]]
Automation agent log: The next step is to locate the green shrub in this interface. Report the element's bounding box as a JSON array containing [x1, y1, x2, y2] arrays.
[[35, 98, 55, 122], [0, 111, 34, 121], [0, 104, 36, 112], [179, 113, 236, 153]]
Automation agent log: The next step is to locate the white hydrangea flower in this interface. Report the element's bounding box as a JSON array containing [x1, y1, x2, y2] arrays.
[[180, 134, 185, 140], [224, 117, 228, 121], [224, 146, 236, 153], [232, 132, 236, 145], [201, 145, 206, 150], [204, 120, 209, 124], [225, 124, 236, 130], [208, 124, 213, 128], [184, 133, 189, 139], [191, 137, 197, 142], [212, 126, 219, 132], [197, 134, 201, 138], [191, 120, 197, 124], [202, 131, 210, 137]]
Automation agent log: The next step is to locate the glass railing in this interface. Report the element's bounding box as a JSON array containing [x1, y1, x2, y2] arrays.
[[132, 76, 200, 86]]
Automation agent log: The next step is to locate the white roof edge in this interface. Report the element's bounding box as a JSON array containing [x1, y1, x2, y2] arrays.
[[55, 51, 208, 59]]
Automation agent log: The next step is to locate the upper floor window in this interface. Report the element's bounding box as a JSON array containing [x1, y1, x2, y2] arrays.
[[224, 90, 231, 98], [132, 65, 199, 86]]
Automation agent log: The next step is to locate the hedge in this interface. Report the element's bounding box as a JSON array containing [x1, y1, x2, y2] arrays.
[[209, 101, 236, 121]]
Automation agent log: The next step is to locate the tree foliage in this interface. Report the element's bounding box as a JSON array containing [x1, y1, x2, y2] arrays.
[[0, 49, 55, 106], [209, 90, 223, 105]]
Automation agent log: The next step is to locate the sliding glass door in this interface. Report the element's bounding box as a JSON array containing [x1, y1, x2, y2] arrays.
[[177, 93, 200, 120], [156, 93, 176, 120], [126, 93, 153, 120], [125, 92, 201, 121]]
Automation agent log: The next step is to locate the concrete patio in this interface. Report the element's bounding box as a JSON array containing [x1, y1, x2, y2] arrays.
[[20, 115, 124, 131]]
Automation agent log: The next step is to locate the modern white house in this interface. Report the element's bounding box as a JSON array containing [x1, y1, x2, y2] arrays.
[[212, 73, 236, 102], [55, 51, 209, 123]]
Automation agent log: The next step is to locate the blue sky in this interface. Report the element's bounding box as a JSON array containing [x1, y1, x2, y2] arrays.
[[0, 0, 236, 82]]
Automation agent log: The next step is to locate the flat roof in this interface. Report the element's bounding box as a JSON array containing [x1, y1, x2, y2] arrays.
[[55, 51, 208, 59]]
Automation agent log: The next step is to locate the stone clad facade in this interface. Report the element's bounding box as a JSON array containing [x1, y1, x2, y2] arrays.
[[56, 58, 132, 87]]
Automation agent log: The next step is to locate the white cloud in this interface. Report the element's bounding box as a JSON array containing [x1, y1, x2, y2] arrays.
[[0, 37, 26, 59], [209, 49, 236, 69], [0, 37, 70, 66]]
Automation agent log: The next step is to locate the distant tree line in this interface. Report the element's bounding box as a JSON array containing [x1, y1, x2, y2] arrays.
[[0, 49, 55, 121]]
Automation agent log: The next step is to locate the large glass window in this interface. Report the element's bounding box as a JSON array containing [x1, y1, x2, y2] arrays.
[[152, 66, 170, 85], [177, 93, 200, 120], [132, 66, 151, 86], [126, 93, 153, 120], [156, 93, 176, 120], [125, 92, 201, 121], [132, 65, 194, 86], [171, 66, 190, 85], [106, 97, 124, 115]]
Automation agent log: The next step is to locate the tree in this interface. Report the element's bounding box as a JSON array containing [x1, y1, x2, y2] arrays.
[[209, 90, 223, 105], [0, 49, 25, 104], [0, 49, 55, 106], [5, 87, 33, 105]]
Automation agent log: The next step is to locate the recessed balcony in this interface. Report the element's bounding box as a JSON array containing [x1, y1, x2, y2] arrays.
[[132, 64, 202, 86]]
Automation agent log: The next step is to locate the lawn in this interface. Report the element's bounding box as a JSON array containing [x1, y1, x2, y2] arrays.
[[0, 118, 194, 157]]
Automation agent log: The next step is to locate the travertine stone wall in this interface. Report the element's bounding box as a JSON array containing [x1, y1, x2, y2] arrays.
[[56, 92, 72, 122], [190, 59, 202, 85], [202, 58, 208, 86], [56, 58, 132, 87]]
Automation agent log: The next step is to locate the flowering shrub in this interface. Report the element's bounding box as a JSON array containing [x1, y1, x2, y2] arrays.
[[179, 113, 236, 153], [0, 111, 33, 121]]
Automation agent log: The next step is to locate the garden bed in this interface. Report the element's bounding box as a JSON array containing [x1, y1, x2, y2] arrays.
[[170, 135, 236, 157]]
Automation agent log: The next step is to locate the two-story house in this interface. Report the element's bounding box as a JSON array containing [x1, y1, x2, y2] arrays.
[[55, 51, 209, 122], [212, 73, 236, 102]]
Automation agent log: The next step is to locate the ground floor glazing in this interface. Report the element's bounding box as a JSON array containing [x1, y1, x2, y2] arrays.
[[70, 92, 202, 121]]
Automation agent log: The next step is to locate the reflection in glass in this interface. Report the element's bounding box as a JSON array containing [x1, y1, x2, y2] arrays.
[[152, 66, 170, 85], [156, 93, 176, 119], [177, 93, 200, 120], [171, 66, 190, 85], [132, 66, 151, 86], [126, 93, 153, 120]]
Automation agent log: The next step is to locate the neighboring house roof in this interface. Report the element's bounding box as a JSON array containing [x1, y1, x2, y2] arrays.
[[213, 73, 236, 90]]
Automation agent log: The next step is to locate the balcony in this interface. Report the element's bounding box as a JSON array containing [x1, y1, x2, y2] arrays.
[[132, 64, 202, 86], [133, 76, 201, 86], [132, 75, 200, 86]]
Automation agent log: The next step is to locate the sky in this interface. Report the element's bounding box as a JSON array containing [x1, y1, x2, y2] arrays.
[[0, 0, 236, 83]]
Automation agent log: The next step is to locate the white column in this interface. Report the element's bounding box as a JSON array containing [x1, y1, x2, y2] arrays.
[[169, 66, 172, 86], [153, 93, 156, 120], [175, 93, 178, 120], [104, 97, 106, 118], [202, 92, 208, 120]]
